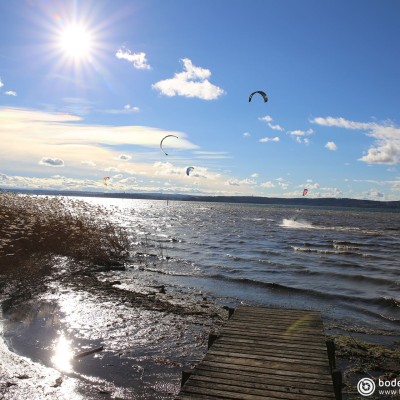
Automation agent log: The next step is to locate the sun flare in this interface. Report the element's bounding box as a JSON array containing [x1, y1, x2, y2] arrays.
[[59, 24, 93, 60]]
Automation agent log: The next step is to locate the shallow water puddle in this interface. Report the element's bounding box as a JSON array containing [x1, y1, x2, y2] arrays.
[[2, 285, 212, 399]]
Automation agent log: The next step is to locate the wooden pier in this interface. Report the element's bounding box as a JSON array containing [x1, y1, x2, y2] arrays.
[[176, 305, 340, 400]]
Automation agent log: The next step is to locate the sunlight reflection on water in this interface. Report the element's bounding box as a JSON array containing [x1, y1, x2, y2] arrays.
[[51, 331, 73, 373]]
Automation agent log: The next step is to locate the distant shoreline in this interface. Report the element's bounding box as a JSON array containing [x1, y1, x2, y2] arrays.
[[3, 187, 400, 210]]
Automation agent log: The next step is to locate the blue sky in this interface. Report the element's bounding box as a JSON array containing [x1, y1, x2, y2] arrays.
[[1, 0, 400, 200]]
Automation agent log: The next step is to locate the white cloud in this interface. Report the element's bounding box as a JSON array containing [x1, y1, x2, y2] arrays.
[[259, 115, 273, 123], [119, 177, 137, 185], [260, 181, 275, 188], [39, 157, 64, 167], [0, 78, 3, 88], [288, 129, 314, 136], [152, 58, 225, 100], [243, 132, 250, 138], [0, 107, 197, 154], [5, 91, 17, 96], [311, 116, 400, 165], [104, 104, 140, 114], [259, 115, 284, 131], [225, 178, 256, 186], [153, 161, 183, 176], [311, 116, 371, 130], [115, 47, 151, 70], [287, 128, 313, 144], [259, 136, 280, 143], [251, 173, 259, 178], [325, 141, 337, 151], [268, 123, 284, 131], [303, 182, 320, 189], [154, 161, 212, 180], [277, 181, 289, 189], [240, 178, 256, 185], [124, 104, 139, 112]]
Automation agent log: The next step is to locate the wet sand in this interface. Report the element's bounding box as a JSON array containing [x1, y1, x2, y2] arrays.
[[1, 192, 399, 399]]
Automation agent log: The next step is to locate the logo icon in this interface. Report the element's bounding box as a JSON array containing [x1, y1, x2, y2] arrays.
[[357, 378, 376, 396]]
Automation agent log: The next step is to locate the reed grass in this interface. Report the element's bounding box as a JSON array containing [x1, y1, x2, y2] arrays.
[[0, 191, 130, 297]]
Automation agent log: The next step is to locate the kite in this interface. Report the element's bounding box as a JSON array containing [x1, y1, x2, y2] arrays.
[[249, 91, 268, 103], [186, 166, 194, 176], [303, 188, 308, 196], [160, 135, 178, 156], [103, 176, 110, 186]]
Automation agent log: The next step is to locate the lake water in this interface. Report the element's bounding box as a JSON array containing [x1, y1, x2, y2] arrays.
[[86, 197, 400, 335], [2, 196, 400, 399]]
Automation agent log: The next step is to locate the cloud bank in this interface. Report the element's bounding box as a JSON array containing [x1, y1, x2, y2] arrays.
[[311, 116, 400, 164]]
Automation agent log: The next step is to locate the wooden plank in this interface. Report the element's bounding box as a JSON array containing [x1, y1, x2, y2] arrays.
[[175, 306, 336, 399], [211, 342, 329, 362], [196, 365, 332, 391], [181, 380, 334, 400], [220, 329, 326, 346], [202, 353, 331, 377], [215, 335, 328, 352], [206, 348, 330, 368], [192, 368, 336, 393], [197, 359, 334, 384], [187, 374, 336, 399], [209, 345, 329, 364], [225, 321, 325, 334]]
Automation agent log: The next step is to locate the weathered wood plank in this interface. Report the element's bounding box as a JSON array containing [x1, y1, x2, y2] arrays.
[[197, 359, 334, 384], [202, 353, 331, 376], [210, 344, 326, 365], [187, 374, 336, 399], [207, 347, 330, 366], [175, 306, 337, 399], [194, 365, 332, 391], [221, 329, 326, 346], [181, 380, 335, 400], [211, 342, 329, 362], [215, 335, 328, 352], [192, 368, 336, 393], [225, 323, 325, 335]]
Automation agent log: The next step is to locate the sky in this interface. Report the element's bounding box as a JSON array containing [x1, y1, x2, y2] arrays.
[[1, 0, 400, 200]]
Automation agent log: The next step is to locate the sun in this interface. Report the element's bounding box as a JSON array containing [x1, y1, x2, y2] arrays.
[[59, 24, 93, 60]]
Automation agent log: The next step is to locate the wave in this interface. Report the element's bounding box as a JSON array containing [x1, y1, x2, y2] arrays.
[[298, 269, 399, 288], [280, 219, 315, 229], [333, 243, 361, 250], [292, 246, 373, 257], [204, 273, 400, 321], [280, 219, 384, 234]]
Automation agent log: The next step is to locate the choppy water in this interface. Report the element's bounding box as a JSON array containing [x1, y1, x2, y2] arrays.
[[2, 196, 400, 399], [86, 197, 400, 334]]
